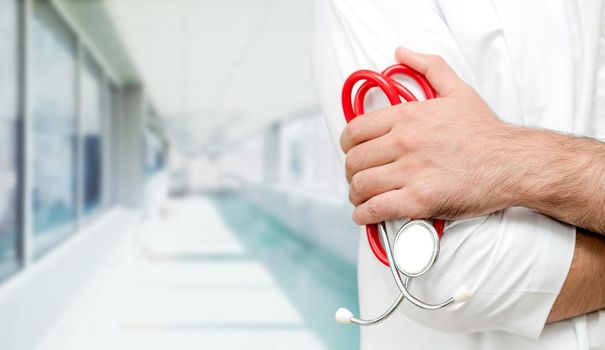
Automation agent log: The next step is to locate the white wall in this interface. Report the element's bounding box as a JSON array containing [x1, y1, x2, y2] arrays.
[[219, 132, 264, 184], [277, 114, 347, 197], [217, 114, 347, 198], [212, 114, 358, 263]]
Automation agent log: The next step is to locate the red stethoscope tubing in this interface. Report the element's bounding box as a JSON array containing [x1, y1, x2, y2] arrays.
[[341, 64, 445, 267]]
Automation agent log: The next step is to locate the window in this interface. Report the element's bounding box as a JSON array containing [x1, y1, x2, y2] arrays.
[[31, 2, 78, 256], [143, 114, 165, 177], [80, 52, 103, 215], [0, 0, 21, 277], [144, 129, 165, 177]]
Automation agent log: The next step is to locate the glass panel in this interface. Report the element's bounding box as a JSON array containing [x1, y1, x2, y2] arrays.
[[80, 52, 103, 215], [0, 0, 20, 277], [31, 2, 78, 256]]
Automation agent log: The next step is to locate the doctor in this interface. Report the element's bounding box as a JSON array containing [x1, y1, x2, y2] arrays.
[[313, 0, 605, 349]]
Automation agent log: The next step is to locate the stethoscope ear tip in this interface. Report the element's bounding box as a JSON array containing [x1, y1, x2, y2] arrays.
[[335, 307, 354, 324], [453, 285, 473, 303]]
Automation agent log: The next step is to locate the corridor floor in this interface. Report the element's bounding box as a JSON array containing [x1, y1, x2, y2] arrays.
[[37, 195, 359, 350]]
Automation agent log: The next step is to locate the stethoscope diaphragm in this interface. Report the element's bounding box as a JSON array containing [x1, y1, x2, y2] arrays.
[[393, 220, 440, 277]]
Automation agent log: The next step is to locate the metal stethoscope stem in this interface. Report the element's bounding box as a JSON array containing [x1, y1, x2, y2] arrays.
[[348, 285, 405, 326], [335, 221, 472, 325]]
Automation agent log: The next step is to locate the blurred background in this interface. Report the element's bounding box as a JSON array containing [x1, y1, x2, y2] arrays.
[[0, 0, 360, 349]]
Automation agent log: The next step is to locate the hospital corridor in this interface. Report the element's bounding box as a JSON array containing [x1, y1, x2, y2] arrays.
[[7, 0, 605, 348], [36, 195, 359, 350], [0, 0, 361, 349]]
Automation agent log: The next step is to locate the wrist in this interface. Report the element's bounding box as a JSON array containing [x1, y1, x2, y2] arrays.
[[479, 122, 605, 233], [511, 128, 599, 215], [509, 127, 566, 209], [487, 124, 543, 209]]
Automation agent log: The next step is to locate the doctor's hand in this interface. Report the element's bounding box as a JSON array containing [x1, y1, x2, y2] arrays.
[[341, 47, 523, 225]]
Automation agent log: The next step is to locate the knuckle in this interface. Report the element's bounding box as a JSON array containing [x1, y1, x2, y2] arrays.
[[344, 150, 359, 175], [428, 54, 445, 66], [366, 198, 385, 219], [339, 129, 351, 151], [396, 104, 425, 127], [349, 173, 368, 205], [391, 135, 416, 151], [397, 102, 418, 117], [344, 123, 361, 145], [348, 191, 356, 206], [418, 189, 434, 208], [408, 186, 433, 216], [404, 101, 421, 113], [339, 133, 347, 152], [349, 173, 363, 196], [381, 106, 397, 119], [352, 210, 365, 225]]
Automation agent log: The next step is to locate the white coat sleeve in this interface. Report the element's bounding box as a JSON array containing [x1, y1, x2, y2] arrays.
[[312, 0, 576, 338]]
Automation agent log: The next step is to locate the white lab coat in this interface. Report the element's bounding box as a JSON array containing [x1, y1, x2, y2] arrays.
[[312, 0, 605, 349]]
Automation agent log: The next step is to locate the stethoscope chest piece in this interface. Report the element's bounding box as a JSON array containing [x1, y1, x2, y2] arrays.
[[336, 64, 473, 326], [393, 220, 439, 278]]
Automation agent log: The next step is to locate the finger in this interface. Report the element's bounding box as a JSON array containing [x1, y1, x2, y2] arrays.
[[340, 107, 394, 153], [352, 188, 423, 225], [344, 134, 399, 182], [395, 47, 464, 97], [349, 162, 406, 206]]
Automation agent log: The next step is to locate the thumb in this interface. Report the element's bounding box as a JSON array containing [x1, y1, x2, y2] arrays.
[[395, 47, 464, 97]]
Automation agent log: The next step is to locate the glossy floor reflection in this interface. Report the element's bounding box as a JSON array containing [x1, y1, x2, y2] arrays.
[[38, 195, 359, 350]]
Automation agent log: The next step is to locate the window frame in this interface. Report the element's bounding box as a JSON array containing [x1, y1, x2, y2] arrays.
[[78, 48, 106, 222], [0, 0, 25, 280]]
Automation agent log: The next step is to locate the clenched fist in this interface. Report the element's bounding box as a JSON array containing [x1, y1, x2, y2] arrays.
[[341, 47, 524, 225]]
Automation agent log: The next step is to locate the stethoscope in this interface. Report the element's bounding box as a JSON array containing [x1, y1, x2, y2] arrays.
[[335, 64, 473, 326]]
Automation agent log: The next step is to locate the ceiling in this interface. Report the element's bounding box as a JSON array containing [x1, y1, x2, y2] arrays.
[[60, 0, 318, 154]]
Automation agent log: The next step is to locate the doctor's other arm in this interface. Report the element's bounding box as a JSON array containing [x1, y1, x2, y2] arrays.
[[548, 230, 605, 323], [341, 48, 605, 324]]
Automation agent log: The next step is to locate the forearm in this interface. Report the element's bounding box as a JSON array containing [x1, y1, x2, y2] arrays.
[[505, 127, 605, 234], [547, 230, 605, 323]]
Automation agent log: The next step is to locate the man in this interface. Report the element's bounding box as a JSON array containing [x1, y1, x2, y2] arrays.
[[313, 0, 605, 349]]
